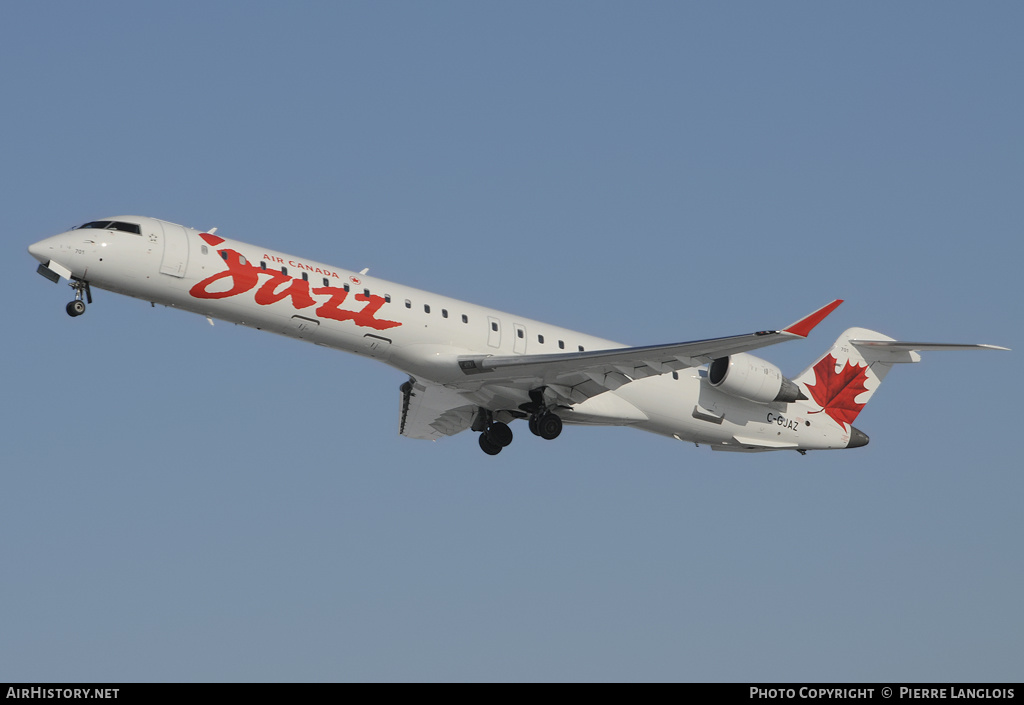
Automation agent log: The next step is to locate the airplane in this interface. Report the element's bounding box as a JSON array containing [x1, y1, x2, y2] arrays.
[[28, 215, 1008, 456]]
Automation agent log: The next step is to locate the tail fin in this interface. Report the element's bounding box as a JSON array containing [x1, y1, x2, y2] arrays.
[[791, 327, 1008, 429], [790, 327, 897, 429]]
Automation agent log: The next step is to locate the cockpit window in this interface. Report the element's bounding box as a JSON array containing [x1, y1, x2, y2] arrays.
[[79, 220, 142, 235]]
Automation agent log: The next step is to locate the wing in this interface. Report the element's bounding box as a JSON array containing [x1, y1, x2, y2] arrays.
[[452, 299, 844, 408], [396, 300, 843, 437], [399, 379, 477, 440]]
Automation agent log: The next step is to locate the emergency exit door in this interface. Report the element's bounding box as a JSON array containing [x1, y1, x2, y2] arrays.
[[159, 221, 189, 277]]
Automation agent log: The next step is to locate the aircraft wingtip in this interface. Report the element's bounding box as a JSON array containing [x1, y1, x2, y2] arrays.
[[783, 299, 843, 338]]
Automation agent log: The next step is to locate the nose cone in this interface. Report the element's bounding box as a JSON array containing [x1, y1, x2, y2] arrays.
[[28, 235, 60, 263], [847, 426, 870, 449], [28, 239, 47, 262]]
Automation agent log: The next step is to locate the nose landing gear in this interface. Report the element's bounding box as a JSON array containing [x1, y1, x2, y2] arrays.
[[66, 300, 86, 317], [65, 278, 92, 317]]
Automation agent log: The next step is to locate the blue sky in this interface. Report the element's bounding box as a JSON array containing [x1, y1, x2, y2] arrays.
[[2, 1, 1021, 682]]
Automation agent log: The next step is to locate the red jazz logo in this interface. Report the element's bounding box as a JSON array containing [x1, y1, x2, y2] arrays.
[[189, 235, 400, 331]]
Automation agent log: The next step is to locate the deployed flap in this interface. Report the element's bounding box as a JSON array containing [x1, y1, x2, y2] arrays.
[[399, 378, 476, 440], [454, 300, 843, 405]]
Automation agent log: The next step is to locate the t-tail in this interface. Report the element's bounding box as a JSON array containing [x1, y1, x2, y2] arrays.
[[790, 327, 1009, 448]]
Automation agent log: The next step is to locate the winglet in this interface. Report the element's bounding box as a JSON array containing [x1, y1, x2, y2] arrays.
[[783, 299, 843, 338]]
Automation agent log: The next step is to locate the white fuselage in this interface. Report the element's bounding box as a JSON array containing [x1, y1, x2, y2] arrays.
[[29, 216, 854, 453]]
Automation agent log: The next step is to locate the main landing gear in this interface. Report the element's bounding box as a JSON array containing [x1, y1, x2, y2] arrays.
[[65, 278, 92, 317], [522, 387, 562, 441], [528, 411, 562, 440], [478, 421, 513, 456], [475, 388, 565, 455]]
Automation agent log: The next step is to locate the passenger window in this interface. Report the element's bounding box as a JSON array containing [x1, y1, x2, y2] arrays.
[[201, 245, 208, 255], [385, 294, 391, 303], [343, 283, 350, 292], [538, 335, 544, 344], [301, 272, 308, 281], [442, 309, 448, 319], [462, 314, 468, 323], [424, 304, 431, 314], [672, 372, 679, 380], [491, 321, 498, 332], [558, 340, 565, 349], [405, 299, 412, 309], [221, 251, 228, 261], [260, 261, 267, 270], [517, 329, 524, 339], [363, 289, 370, 297], [578, 345, 585, 352], [239, 255, 248, 265], [280, 266, 287, 275], [323, 278, 330, 287]]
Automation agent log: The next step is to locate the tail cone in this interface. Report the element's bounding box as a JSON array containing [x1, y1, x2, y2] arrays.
[[847, 427, 870, 449]]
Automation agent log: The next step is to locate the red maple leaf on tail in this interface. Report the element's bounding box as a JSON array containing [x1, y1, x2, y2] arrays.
[[805, 354, 870, 428]]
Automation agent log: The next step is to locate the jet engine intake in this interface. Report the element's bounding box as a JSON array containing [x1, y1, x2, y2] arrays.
[[707, 353, 805, 404]]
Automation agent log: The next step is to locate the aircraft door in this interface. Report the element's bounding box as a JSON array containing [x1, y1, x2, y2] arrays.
[[513, 323, 527, 354], [159, 221, 189, 277], [487, 316, 501, 348]]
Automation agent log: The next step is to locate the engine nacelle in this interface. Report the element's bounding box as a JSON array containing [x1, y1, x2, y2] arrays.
[[707, 353, 805, 404]]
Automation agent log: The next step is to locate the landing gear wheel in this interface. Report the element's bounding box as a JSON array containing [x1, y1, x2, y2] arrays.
[[66, 300, 86, 317], [528, 415, 540, 436], [479, 433, 502, 455], [485, 421, 513, 448], [536, 412, 562, 440], [66, 278, 91, 317]]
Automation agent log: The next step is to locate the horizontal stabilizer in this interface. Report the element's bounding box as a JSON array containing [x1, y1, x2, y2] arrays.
[[850, 340, 1009, 352], [850, 339, 1009, 364]]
